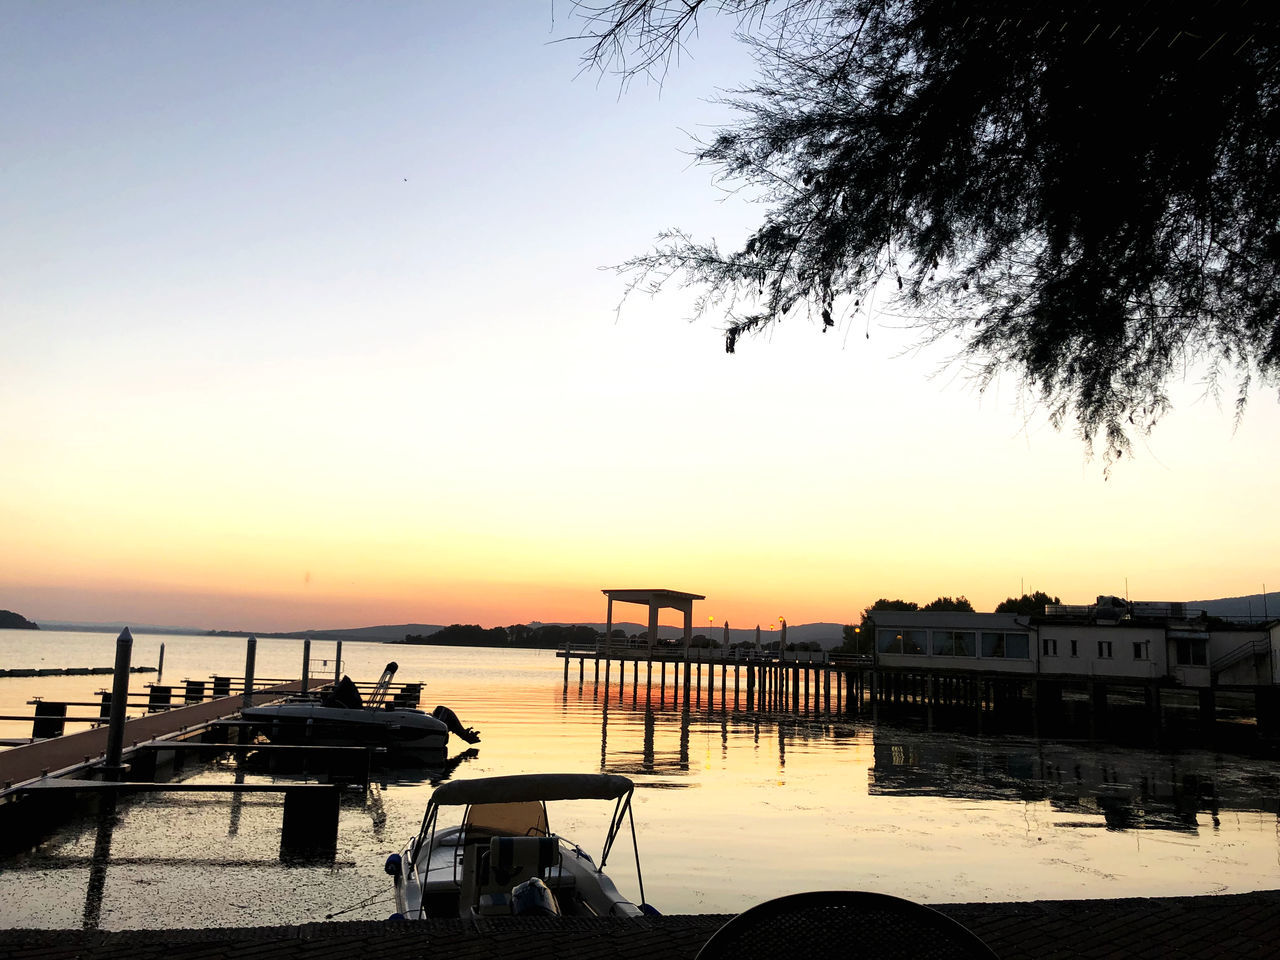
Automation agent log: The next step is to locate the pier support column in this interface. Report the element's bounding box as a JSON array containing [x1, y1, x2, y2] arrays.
[[1198, 687, 1216, 728], [102, 627, 134, 780], [242, 636, 257, 709], [1088, 681, 1108, 740], [281, 786, 339, 861], [1255, 687, 1280, 740]]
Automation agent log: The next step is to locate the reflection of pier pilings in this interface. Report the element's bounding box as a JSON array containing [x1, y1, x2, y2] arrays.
[[82, 794, 117, 931]]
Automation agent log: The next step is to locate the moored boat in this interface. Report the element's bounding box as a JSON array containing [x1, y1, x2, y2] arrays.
[[242, 661, 478, 751], [386, 772, 654, 919]]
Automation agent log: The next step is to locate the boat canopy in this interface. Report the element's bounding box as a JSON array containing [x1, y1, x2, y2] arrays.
[[429, 773, 633, 807]]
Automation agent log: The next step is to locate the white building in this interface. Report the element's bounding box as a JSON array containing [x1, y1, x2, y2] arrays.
[[867, 598, 1278, 689]]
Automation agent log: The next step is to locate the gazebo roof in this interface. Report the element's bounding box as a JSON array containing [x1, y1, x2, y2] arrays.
[[602, 588, 706, 606]]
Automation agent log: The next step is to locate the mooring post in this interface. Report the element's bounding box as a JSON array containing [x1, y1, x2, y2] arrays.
[[157, 642, 165, 684], [32, 701, 67, 739], [243, 635, 257, 709], [102, 627, 134, 780], [280, 786, 339, 861], [334, 641, 343, 683], [301, 638, 311, 693]]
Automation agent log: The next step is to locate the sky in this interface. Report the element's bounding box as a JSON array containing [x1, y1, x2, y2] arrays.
[[2, 2, 1277, 633]]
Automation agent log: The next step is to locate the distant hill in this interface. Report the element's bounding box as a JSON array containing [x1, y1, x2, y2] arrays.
[[0, 610, 39, 630], [1192, 592, 1280, 621], [38, 620, 205, 635]]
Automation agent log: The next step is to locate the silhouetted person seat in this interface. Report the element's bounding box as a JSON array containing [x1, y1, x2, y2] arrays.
[[323, 675, 362, 709], [695, 890, 999, 960]]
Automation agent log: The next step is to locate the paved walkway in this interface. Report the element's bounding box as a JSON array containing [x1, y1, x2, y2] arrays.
[[3, 890, 1277, 959]]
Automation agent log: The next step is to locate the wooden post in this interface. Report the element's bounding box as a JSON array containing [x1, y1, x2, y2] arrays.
[[242, 635, 257, 710], [184, 680, 205, 704], [103, 627, 134, 778], [147, 685, 173, 713], [1198, 687, 1216, 728], [746, 661, 755, 711], [32, 701, 67, 738], [280, 786, 339, 860]]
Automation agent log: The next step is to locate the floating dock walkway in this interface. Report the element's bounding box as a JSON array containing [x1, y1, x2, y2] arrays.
[[0, 679, 315, 794]]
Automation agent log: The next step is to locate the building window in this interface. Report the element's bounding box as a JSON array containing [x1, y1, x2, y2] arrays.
[[1069, 640, 1078, 657], [901, 629, 927, 655], [877, 628, 927, 655], [932, 630, 976, 657], [1097, 641, 1114, 659], [981, 632, 1031, 659], [1132, 641, 1149, 661], [1175, 638, 1208, 666], [1043, 637, 1058, 657]]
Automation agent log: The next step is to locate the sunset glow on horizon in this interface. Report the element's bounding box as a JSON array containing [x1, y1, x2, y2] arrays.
[[3, 4, 1277, 634]]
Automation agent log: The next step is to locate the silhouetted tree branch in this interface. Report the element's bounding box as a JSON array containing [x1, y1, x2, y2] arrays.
[[574, 1, 1280, 460]]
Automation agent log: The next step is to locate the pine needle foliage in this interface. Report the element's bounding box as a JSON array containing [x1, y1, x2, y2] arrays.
[[573, 1, 1280, 459]]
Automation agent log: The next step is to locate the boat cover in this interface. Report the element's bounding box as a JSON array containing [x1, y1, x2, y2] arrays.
[[429, 773, 633, 807]]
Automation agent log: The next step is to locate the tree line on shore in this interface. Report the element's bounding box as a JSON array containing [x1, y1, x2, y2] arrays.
[[0, 609, 39, 630]]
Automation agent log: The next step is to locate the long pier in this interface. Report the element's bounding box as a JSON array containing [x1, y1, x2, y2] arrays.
[[558, 644, 873, 716], [558, 644, 1280, 748]]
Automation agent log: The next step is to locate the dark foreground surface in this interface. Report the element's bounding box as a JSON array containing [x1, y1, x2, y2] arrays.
[[2, 890, 1278, 959]]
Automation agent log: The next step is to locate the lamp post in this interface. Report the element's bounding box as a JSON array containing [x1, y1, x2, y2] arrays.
[[709, 616, 715, 655]]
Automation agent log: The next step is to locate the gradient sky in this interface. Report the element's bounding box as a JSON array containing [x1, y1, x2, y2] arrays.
[[3, 2, 1277, 632]]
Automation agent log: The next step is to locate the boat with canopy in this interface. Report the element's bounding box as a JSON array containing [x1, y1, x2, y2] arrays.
[[386, 772, 654, 919]]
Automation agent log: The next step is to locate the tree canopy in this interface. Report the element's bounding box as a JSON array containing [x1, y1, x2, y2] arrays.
[[994, 590, 1061, 616], [921, 595, 974, 613], [574, 1, 1280, 459]]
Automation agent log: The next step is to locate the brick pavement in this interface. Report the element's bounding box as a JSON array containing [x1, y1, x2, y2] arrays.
[[2, 890, 1278, 960]]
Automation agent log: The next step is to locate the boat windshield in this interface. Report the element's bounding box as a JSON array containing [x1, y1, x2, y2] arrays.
[[463, 801, 549, 840]]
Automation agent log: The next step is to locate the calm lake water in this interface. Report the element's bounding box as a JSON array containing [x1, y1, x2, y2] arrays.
[[1, 628, 1278, 929]]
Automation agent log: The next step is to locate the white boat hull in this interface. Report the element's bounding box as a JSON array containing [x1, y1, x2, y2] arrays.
[[242, 703, 449, 750]]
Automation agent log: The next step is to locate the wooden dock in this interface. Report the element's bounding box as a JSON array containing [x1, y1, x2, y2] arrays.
[[0, 680, 321, 796]]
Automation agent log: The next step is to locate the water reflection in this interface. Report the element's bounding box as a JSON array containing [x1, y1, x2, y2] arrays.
[[582, 682, 1280, 842], [82, 796, 116, 930], [869, 728, 1277, 835]]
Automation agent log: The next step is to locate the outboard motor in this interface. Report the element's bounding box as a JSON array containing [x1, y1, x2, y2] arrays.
[[511, 877, 561, 917]]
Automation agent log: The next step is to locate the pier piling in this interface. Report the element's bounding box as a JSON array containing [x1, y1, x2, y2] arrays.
[[102, 628, 134, 780]]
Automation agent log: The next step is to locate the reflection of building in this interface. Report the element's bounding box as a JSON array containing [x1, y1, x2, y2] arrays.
[[868, 598, 1280, 689], [866, 728, 1259, 833]]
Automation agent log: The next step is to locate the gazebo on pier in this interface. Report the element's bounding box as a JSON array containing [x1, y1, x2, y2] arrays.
[[602, 588, 706, 652]]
